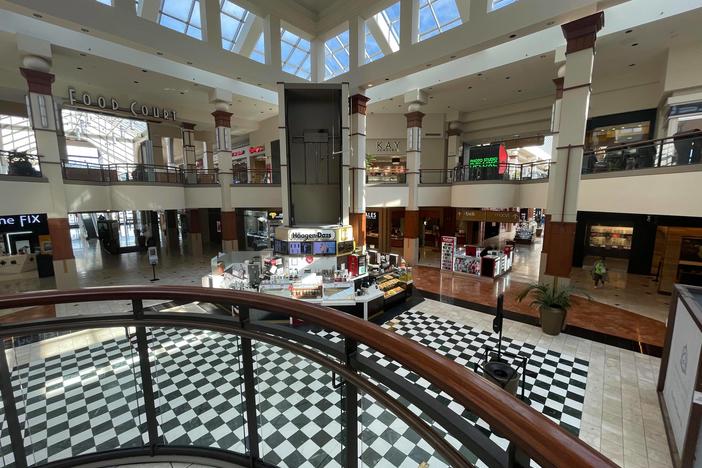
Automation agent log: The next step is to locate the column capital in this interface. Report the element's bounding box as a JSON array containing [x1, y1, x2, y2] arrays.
[[182, 122, 196, 131], [350, 94, 370, 115], [561, 11, 605, 55], [405, 111, 425, 128], [211, 110, 233, 128], [20, 67, 54, 95], [553, 77, 565, 99]]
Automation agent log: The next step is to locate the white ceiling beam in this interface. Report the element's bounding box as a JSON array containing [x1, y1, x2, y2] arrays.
[[139, 0, 160, 22], [366, 15, 395, 56], [232, 14, 261, 56], [455, 0, 471, 22], [0, 8, 278, 104]]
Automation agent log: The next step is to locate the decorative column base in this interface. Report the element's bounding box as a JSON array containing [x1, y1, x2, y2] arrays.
[[53, 258, 79, 290], [544, 222, 577, 278], [349, 212, 366, 250], [403, 238, 419, 266], [190, 232, 203, 257], [221, 210, 238, 253]]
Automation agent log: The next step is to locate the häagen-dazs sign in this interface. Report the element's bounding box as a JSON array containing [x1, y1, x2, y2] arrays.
[[68, 89, 177, 121]]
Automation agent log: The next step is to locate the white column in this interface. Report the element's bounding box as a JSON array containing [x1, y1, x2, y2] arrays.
[[404, 103, 424, 265], [341, 82, 351, 226], [350, 93, 370, 248], [543, 12, 604, 281], [210, 89, 236, 252], [18, 42, 79, 289]]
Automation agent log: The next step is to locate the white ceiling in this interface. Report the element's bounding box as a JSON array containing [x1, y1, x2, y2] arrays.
[[368, 6, 702, 116]]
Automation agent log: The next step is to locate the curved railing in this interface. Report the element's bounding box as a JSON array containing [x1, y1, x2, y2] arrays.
[[0, 287, 615, 468]]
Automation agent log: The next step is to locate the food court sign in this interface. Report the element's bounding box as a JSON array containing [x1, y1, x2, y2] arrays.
[[68, 88, 177, 120]]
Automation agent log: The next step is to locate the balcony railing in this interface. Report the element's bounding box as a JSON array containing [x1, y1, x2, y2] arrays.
[[582, 130, 702, 174], [0, 287, 615, 468], [61, 161, 219, 185], [0, 150, 42, 178], [442, 161, 551, 184]]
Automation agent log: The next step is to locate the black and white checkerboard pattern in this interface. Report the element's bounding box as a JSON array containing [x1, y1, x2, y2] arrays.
[[0, 309, 588, 468]]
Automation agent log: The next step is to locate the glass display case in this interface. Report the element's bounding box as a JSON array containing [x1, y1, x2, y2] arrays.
[[376, 270, 412, 299]]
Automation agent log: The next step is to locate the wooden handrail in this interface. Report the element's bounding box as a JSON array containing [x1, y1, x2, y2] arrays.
[[0, 286, 615, 468], [584, 129, 702, 154]]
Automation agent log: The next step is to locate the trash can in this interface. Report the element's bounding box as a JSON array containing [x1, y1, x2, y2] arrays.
[[483, 359, 520, 396]]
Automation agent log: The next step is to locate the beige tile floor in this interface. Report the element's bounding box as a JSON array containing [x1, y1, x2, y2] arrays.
[[412, 299, 670, 468]]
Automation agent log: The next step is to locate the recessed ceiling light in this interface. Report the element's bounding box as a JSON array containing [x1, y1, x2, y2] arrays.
[[631, 43, 639, 46], [429, 96, 434, 99], [142, 69, 148, 72], [187, 61, 193, 65], [180, 92, 185, 95], [468, 86, 472, 89], [450, 55, 456, 59], [237, 77, 241, 80], [477, 73, 482, 76], [156, 51, 163, 56], [546, 21, 555, 26], [80, 53, 87, 57], [134, 80, 139, 84], [517, 89, 522, 92], [76, 67, 82, 70], [257, 83, 261, 86], [426, 64, 431, 67], [509, 34, 517, 38], [625, 29, 633, 34], [629, 63, 636, 67], [385, 78, 389, 81], [33, 13, 42, 18], [505, 76, 510, 80], [81, 28, 89, 32]]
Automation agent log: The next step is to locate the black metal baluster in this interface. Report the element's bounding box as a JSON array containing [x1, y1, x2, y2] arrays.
[[344, 338, 358, 468], [238, 306, 260, 467], [0, 338, 28, 468], [133, 299, 159, 456]]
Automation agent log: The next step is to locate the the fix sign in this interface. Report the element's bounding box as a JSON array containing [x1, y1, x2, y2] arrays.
[[0, 214, 44, 228]]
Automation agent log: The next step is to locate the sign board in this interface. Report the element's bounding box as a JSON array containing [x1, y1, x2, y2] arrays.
[[468, 143, 508, 174], [0, 213, 48, 234], [148, 246, 159, 265], [441, 236, 457, 271], [368, 139, 405, 155], [457, 210, 485, 222], [366, 211, 378, 220], [485, 211, 520, 223], [68, 88, 177, 121], [663, 299, 702, 454], [669, 102, 702, 117]]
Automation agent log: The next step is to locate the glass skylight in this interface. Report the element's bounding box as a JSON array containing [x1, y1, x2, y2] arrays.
[[490, 0, 519, 11], [159, 0, 202, 40], [417, 0, 463, 42], [364, 2, 401, 64], [281, 27, 311, 80], [250, 33, 265, 64], [324, 30, 350, 79], [95, 0, 112, 5]]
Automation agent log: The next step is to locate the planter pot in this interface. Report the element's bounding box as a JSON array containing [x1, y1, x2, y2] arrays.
[[539, 306, 566, 336]]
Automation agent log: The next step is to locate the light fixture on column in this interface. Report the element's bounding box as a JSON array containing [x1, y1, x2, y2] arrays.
[[392, 157, 400, 165]]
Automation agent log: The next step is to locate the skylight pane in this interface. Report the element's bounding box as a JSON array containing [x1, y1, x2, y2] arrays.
[[363, 1, 401, 64], [96, 0, 112, 5], [417, 0, 463, 42], [324, 29, 351, 80], [158, 0, 202, 40], [280, 26, 311, 81], [220, 1, 265, 61], [250, 33, 265, 63], [490, 0, 519, 11]]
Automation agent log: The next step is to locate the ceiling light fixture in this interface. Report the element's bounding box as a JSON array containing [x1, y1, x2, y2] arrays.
[[509, 34, 517, 38], [134, 80, 139, 84], [625, 29, 633, 33], [156, 52, 163, 56], [33, 13, 43, 18], [631, 43, 639, 46], [81, 28, 89, 32]]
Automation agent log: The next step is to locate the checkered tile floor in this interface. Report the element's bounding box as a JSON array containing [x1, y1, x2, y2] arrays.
[[0, 309, 588, 468]]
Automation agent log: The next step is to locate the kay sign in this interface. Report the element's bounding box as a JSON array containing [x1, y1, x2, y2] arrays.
[[68, 89, 177, 121]]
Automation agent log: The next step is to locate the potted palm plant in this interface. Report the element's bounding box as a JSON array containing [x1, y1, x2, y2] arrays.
[[516, 282, 584, 336]]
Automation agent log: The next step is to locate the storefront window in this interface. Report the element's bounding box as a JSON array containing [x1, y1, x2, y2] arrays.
[[62, 109, 148, 165], [587, 225, 633, 258], [366, 155, 406, 183], [366, 210, 380, 248], [586, 121, 651, 152]]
